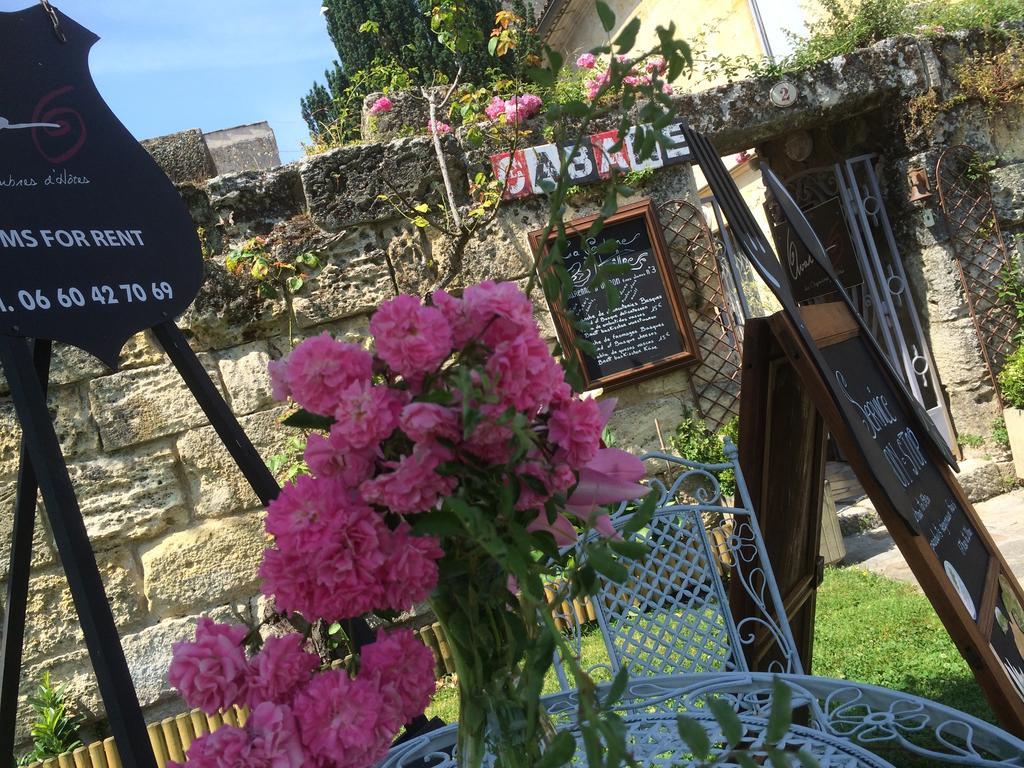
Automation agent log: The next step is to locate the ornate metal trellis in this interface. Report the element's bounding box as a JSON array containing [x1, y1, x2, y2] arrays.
[[936, 145, 1020, 408], [660, 200, 744, 431], [763, 158, 957, 449]]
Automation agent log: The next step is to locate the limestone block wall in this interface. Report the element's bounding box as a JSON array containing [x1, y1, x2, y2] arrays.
[[0, 124, 716, 740]]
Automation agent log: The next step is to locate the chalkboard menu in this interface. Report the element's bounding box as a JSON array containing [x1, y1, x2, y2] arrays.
[[817, 327, 990, 619], [529, 199, 699, 390], [768, 197, 863, 303], [0, 6, 204, 367]]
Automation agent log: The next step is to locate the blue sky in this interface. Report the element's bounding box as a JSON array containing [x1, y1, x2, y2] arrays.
[[1, 1, 339, 162]]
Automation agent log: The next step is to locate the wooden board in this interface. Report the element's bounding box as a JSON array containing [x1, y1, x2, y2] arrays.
[[767, 300, 1024, 734], [529, 199, 700, 390], [736, 316, 827, 673]]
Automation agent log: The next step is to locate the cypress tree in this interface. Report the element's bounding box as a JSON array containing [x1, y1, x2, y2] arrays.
[[301, 0, 502, 138]]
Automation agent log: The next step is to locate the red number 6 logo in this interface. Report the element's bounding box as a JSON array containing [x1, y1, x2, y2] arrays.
[[31, 85, 87, 164]]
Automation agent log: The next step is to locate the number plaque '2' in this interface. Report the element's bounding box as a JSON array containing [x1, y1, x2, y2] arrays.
[[0, 5, 203, 366]]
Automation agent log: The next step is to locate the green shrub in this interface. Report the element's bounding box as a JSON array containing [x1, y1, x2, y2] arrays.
[[16, 673, 83, 766], [993, 415, 1010, 446], [667, 412, 739, 499], [999, 345, 1024, 408]]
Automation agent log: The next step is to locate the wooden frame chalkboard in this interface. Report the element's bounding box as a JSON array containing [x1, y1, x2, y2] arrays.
[[529, 199, 700, 391], [767, 301, 1024, 734]]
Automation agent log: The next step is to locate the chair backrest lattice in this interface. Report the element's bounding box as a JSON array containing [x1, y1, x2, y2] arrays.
[[554, 443, 803, 689]]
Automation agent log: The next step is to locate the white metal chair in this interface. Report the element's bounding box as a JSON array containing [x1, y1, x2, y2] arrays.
[[551, 441, 1024, 766]]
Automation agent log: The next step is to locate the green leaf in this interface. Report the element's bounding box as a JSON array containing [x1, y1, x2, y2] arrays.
[[413, 215, 430, 228], [587, 546, 628, 583], [767, 748, 792, 768], [796, 749, 821, 768], [281, 409, 334, 430], [707, 698, 743, 747], [614, 17, 641, 54], [414, 202, 430, 213], [676, 715, 711, 760], [286, 275, 304, 293], [735, 755, 759, 768], [766, 677, 794, 744], [605, 665, 630, 706], [487, 36, 499, 56], [608, 539, 649, 560], [358, 20, 380, 33], [527, 66, 557, 87], [595, 1, 616, 32]]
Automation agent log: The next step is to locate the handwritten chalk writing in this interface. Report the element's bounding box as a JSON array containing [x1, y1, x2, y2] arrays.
[[958, 525, 975, 555], [0, 175, 38, 188], [929, 505, 954, 549], [835, 370, 898, 438], [913, 493, 931, 522], [44, 168, 90, 186]]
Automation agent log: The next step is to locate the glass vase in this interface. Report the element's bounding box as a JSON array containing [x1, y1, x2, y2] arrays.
[[430, 559, 554, 768]]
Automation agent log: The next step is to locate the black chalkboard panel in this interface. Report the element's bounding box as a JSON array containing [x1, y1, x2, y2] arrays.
[[530, 199, 699, 390], [0, 6, 204, 367], [818, 334, 990, 619]]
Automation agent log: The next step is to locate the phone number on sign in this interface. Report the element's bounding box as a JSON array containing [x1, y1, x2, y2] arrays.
[[0, 282, 175, 313]]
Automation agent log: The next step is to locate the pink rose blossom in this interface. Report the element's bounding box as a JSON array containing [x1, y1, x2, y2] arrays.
[[504, 93, 543, 124], [247, 703, 306, 768], [548, 397, 603, 468], [515, 460, 553, 511], [370, 294, 453, 378], [362, 629, 437, 721], [488, 334, 567, 413], [330, 381, 406, 449], [268, 358, 290, 402], [264, 475, 351, 552], [174, 725, 255, 768], [662, 82, 674, 95], [279, 334, 373, 415], [303, 431, 376, 488], [427, 118, 451, 136], [400, 402, 461, 443], [369, 96, 393, 116], [645, 56, 667, 74], [245, 635, 320, 708], [294, 670, 403, 767], [168, 618, 249, 715], [461, 280, 537, 347], [360, 441, 456, 514], [432, 289, 476, 349], [464, 419, 514, 464], [566, 447, 648, 518], [261, 497, 389, 621], [379, 525, 443, 611], [576, 52, 596, 69], [485, 95, 506, 121]]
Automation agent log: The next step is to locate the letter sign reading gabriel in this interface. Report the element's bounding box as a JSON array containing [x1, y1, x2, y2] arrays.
[[0, 6, 203, 367]]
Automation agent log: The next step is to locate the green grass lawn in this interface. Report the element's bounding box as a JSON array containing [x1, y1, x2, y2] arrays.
[[812, 566, 993, 723], [425, 567, 996, 764]]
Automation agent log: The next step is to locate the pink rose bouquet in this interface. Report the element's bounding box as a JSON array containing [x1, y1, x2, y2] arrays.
[[170, 281, 651, 768]]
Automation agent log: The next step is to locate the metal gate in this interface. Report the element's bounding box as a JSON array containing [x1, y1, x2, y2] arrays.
[[936, 145, 1021, 407], [660, 199, 744, 431], [759, 155, 957, 449]]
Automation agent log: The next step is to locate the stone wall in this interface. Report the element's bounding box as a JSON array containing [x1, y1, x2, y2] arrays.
[[4, 23, 1022, 744], [1, 114, 711, 741]]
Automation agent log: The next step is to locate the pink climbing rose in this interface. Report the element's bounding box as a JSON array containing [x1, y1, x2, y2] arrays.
[[369, 294, 453, 378], [576, 52, 597, 68], [245, 634, 320, 709], [427, 118, 452, 135], [168, 618, 250, 715], [369, 96, 393, 115]]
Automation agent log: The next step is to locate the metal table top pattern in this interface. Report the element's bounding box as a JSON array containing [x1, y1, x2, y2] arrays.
[[380, 674, 900, 768]]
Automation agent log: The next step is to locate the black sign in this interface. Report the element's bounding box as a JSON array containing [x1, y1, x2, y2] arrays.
[[530, 199, 700, 390], [769, 197, 863, 303], [819, 334, 990, 618], [0, 6, 204, 367]]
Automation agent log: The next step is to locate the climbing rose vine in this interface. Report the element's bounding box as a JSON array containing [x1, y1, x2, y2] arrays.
[[167, 281, 647, 767]]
